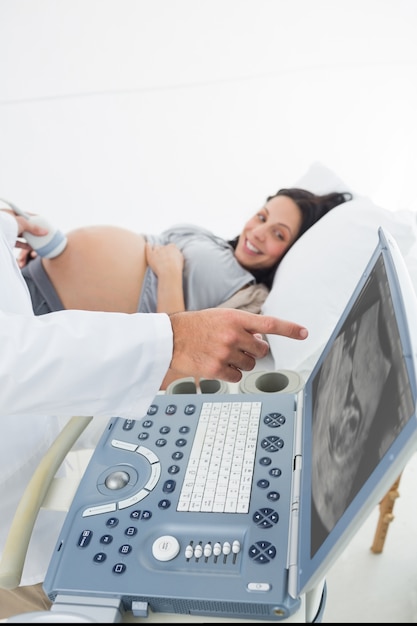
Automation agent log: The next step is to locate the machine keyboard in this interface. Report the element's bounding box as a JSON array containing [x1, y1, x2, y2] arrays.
[[177, 400, 262, 513]]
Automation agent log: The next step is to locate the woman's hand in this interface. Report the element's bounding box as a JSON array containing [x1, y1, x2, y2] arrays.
[[145, 242, 184, 278], [146, 242, 186, 313]]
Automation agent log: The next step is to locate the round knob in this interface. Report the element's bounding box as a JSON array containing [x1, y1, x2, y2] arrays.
[[152, 535, 180, 562], [104, 470, 130, 490]]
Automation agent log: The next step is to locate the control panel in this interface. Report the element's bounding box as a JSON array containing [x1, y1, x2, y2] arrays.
[[44, 392, 301, 621]]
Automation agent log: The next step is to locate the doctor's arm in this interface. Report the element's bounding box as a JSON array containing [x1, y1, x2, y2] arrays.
[[0, 307, 308, 418]]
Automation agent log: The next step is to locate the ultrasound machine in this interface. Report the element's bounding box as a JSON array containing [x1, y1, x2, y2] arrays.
[[3, 228, 417, 623]]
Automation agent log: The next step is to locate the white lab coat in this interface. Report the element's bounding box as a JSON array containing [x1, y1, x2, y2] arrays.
[[0, 211, 173, 586]]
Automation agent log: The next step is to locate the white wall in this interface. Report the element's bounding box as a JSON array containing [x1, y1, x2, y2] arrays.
[[0, 0, 416, 238]]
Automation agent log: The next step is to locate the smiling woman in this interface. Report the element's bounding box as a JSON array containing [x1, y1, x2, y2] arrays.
[[233, 194, 303, 272], [20, 188, 351, 322]]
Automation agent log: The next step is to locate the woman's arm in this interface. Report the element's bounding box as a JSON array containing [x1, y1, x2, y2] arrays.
[[145, 241, 187, 389], [145, 242, 186, 313]]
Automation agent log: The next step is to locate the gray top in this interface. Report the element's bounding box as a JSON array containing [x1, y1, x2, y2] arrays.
[[139, 224, 255, 312]]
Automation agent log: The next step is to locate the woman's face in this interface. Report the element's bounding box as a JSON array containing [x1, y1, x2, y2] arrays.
[[234, 195, 303, 271]]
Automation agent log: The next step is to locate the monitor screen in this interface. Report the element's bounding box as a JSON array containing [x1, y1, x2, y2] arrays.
[[310, 252, 414, 556]]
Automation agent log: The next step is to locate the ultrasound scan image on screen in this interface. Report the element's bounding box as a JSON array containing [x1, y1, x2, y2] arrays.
[[310, 253, 414, 556]]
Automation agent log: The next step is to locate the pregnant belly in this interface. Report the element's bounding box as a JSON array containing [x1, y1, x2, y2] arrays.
[[42, 225, 148, 313]]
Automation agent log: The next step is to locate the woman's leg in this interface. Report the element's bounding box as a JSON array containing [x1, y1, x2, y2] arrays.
[[42, 225, 148, 313]]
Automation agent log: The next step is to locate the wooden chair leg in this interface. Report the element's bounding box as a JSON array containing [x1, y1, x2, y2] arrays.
[[370, 473, 402, 554]]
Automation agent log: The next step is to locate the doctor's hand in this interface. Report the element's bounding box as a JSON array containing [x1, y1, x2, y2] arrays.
[[0, 208, 47, 241], [0, 209, 45, 267], [168, 308, 308, 384], [15, 214, 43, 267]]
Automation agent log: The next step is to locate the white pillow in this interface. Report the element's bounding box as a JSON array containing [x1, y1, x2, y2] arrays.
[[262, 163, 417, 378], [291, 160, 353, 195]]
